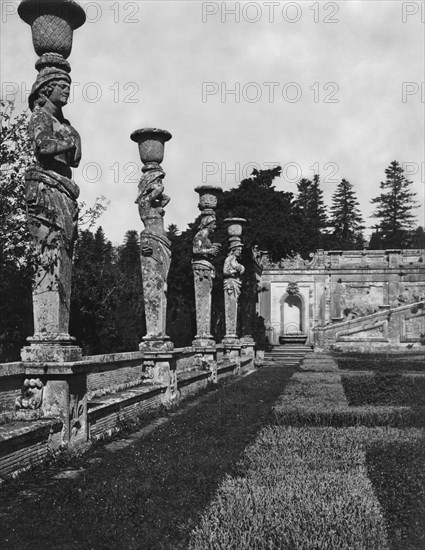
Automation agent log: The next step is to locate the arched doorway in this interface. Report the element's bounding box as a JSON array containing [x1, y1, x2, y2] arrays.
[[280, 292, 307, 344]]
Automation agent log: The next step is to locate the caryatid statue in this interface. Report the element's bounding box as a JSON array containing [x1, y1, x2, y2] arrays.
[[192, 186, 222, 347], [223, 218, 246, 345], [19, 0, 86, 362], [131, 128, 173, 351]]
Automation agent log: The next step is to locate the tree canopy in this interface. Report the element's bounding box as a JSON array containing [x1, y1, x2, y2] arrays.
[[370, 160, 419, 248]]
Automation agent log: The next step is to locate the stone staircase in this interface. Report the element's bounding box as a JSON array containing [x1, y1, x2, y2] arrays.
[[264, 344, 313, 367]]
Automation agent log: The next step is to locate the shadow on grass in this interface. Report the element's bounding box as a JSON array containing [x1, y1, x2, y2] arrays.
[[0, 366, 294, 550], [366, 438, 425, 550]]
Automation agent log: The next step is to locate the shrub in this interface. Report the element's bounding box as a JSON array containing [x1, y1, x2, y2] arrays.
[[366, 435, 425, 550], [271, 371, 425, 428], [334, 354, 425, 372], [189, 426, 389, 550], [342, 373, 425, 407]]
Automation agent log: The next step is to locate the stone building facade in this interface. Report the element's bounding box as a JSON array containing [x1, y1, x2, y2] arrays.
[[255, 249, 425, 351]]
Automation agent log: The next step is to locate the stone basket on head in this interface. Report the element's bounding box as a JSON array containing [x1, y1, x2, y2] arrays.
[[131, 128, 172, 170], [18, 0, 86, 64]]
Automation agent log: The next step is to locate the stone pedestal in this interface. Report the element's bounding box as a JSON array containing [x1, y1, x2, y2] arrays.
[[42, 375, 88, 444], [21, 341, 82, 362], [144, 353, 177, 403], [139, 231, 172, 351], [192, 260, 216, 347]]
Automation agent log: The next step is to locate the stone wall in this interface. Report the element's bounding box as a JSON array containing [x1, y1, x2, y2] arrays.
[[0, 346, 255, 479], [257, 249, 425, 348]]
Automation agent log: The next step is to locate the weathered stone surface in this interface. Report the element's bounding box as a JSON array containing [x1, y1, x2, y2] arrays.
[[19, 0, 85, 362], [223, 218, 246, 343], [257, 248, 425, 349], [192, 186, 222, 347], [131, 128, 173, 352]]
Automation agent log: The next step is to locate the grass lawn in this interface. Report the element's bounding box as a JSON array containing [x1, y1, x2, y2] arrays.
[[0, 366, 294, 550]]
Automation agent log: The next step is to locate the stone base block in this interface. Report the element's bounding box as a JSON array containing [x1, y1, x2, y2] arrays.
[[21, 344, 82, 362], [222, 337, 240, 347], [192, 337, 216, 349], [139, 337, 174, 352]]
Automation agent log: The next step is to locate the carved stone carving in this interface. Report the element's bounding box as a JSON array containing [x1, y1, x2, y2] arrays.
[[19, 0, 86, 362], [15, 378, 44, 410], [286, 281, 299, 296], [192, 186, 222, 347], [223, 218, 246, 344], [131, 129, 173, 351]]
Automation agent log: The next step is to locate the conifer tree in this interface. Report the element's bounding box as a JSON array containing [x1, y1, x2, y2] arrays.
[[371, 161, 418, 248], [329, 178, 365, 249], [295, 174, 328, 254]]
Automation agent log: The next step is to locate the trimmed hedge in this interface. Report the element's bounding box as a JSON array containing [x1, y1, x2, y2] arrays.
[[334, 354, 425, 372], [342, 373, 425, 407], [366, 436, 425, 550], [189, 426, 389, 550], [271, 372, 425, 427]]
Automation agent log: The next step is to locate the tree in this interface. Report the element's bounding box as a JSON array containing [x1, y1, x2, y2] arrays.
[[329, 178, 365, 249], [371, 161, 419, 248], [295, 174, 329, 254], [114, 230, 145, 351]]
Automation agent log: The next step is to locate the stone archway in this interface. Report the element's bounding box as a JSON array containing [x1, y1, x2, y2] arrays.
[[279, 290, 307, 344], [281, 293, 303, 334]]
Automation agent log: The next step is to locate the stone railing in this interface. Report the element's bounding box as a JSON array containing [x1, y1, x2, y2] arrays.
[[313, 301, 425, 353], [0, 343, 257, 479]]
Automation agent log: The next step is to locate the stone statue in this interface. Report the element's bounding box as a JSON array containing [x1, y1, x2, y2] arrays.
[[18, 0, 86, 362], [192, 186, 222, 347], [131, 128, 173, 350], [135, 165, 170, 229], [26, 67, 81, 252], [22, 67, 83, 361], [222, 218, 246, 346], [223, 242, 245, 299], [193, 214, 221, 261]]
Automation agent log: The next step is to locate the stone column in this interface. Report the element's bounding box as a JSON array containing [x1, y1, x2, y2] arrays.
[[223, 218, 246, 356], [19, 0, 86, 362], [131, 128, 173, 352], [192, 186, 222, 348]]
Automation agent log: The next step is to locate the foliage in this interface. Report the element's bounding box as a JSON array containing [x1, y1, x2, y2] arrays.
[[342, 373, 425, 406], [70, 228, 146, 355], [329, 178, 365, 249], [334, 354, 425, 372], [190, 426, 389, 550], [271, 371, 425, 428], [371, 161, 419, 248], [295, 174, 329, 254], [366, 436, 425, 550]]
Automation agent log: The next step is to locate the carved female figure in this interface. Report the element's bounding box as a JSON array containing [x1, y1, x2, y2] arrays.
[[24, 66, 81, 344], [223, 243, 245, 299], [192, 214, 221, 260]]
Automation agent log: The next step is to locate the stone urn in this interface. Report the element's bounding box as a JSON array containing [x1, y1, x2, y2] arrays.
[[224, 217, 247, 237], [131, 128, 172, 168], [195, 185, 223, 212], [18, 0, 86, 59]]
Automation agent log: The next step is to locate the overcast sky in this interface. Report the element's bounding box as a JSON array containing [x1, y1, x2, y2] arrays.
[[1, 0, 424, 245]]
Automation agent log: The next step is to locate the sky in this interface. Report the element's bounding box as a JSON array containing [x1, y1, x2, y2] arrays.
[[1, 0, 424, 245]]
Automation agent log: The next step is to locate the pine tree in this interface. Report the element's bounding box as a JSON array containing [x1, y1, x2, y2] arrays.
[[295, 174, 328, 254], [329, 178, 365, 249], [371, 161, 418, 248]]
